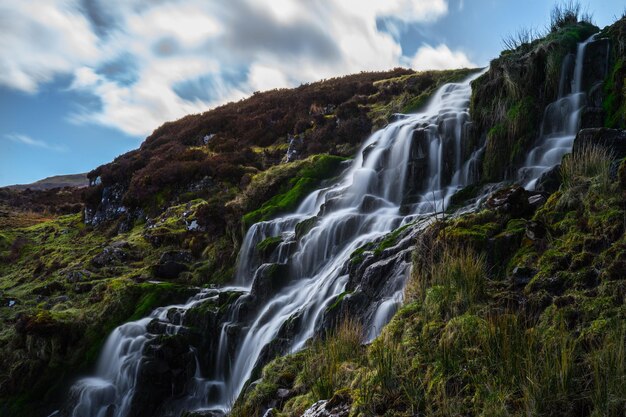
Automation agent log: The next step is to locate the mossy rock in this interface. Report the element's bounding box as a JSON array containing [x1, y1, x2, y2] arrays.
[[256, 236, 283, 259], [243, 154, 348, 227], [295, 217, 318, 240]]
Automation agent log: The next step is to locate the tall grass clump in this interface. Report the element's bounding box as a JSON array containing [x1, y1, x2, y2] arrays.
[[549, 1, 588, 32], [407, 244, 486, 317], [502, 27, 543, 51], [589, 324, 626, 417], [560, 144, 614, 192], [354, 331, 425, 416], [302, 317, 363, 400], [522, 324, 579, 415]]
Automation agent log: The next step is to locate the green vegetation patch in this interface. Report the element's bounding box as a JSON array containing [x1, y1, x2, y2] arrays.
[[243, 154, 347, 227]]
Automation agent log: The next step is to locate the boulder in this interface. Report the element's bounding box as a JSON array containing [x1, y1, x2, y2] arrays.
[[65, 269, 91, 283], [511, 266, 536, 288], [573, 128, 626, 159], [153, 250, 193, 279], [528, 194, 547, 209], [84, 183, 128, 227], [300, 393, 352, 417], [91, 245, 129, 268], [130, 334, 196, 417], [534, 165, 561, 194], [250, 263, 291, 305], [526, 221, 547, 241], [485, 185, 532, 217]]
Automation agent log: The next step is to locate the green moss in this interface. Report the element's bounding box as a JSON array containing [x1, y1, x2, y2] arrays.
[[446, 182, 486, 212], [325, 291, 353, 313], [295, 217, 318, 240], [243, 155, 347, 227], [231, 352, 307, 417], [256, 236, 283, 258]]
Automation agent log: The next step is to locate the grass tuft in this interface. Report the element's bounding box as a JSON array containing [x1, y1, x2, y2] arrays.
[[561, 144, 614, 192]]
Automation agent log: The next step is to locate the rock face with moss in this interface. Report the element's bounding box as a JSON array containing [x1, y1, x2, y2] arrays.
[[471, 20, 600, 181]]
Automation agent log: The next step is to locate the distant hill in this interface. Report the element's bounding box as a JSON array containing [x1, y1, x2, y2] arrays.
[[4, 173, 89, 191]]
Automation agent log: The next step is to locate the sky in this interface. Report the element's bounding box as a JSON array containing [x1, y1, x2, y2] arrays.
[[0, 0, 624, 186]]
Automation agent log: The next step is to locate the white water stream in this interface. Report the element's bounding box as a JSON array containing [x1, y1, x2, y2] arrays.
[[518, 34, 598, 189], [65, 70, 489, 417]]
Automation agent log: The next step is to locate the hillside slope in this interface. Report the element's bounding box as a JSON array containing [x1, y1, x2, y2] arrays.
[[0, 68, 475, 416], [1, 11, 625, 417]]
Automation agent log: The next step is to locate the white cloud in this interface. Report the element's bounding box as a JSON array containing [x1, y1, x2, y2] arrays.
[[0, 0, 99, 93], [411, 44, 476, 71], [0, 0, 475, 138], [4, 133, 67, 152]]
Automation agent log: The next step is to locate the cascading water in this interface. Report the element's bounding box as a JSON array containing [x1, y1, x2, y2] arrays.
[[518, 34, 598, 189], [62, 70, 485, 417]]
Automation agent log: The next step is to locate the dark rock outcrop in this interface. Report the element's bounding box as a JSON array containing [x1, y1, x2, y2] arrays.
[[91, 242, 133, 268], [535, 165, 562, 194], [573, 128, 626, 158], [485, 185, 532, 217], [129, 334, 196, 417], [153, 250, 193, 279], [84, 184, 128, 227]]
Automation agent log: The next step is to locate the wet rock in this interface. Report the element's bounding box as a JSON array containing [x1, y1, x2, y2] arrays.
[[359, 194, 390, 213], [256, 236, 284, 260], [359, 250, 411, 298], [402, 128, 430, 203], [250, 311, 303, 380], [581, 38, 610, 92], [528, 194, 547, 209], [573, 128, 626, 159], [249, 263, 290, 304], [535, 165, 561, 194], [361, 142, 378, 161], [318, 196, 343, 216], [295, 217, 318, 240], [130, 334, 196, 417]]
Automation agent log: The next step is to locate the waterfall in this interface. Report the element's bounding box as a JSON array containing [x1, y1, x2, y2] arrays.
[[62, 70, 484, 417], [518, 34, 598, 189]]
